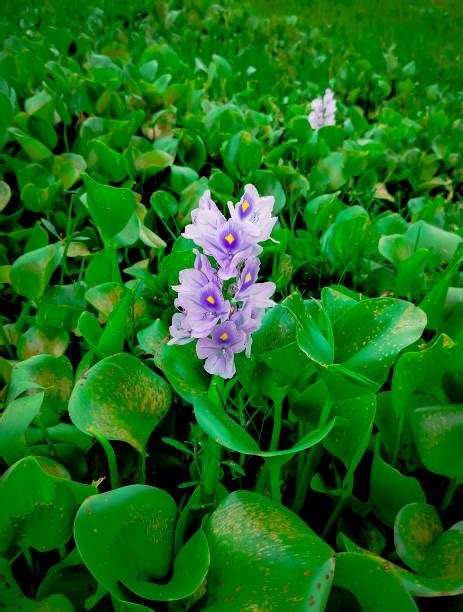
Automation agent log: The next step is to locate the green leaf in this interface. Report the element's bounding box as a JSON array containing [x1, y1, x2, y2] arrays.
[[333, 298, 427, 383], [0, 557, 74, 611], [0, 456, 96, 554], [69, 353, 171, 454], [194, 396, 335, 458], [0, 392, 44, 464], [17, 325, 69, 359], [74, 485, 176, 598], [283, 291, 334, 366], [252, 305, 311, 385], [0, 180, 11, 212], [83, 173, 136, 240], [370, 441, 425, 527], [138, 320, 209, 404], [411, 404, 463, 477], [8, 126, 53, 161], [7, 354, 73, 426], [394, 503, 443, 573], [204, 491, 335, 611], [74, 484, 209, 602], [333, 552, 418, 611], [171, 164, 199, 194], [134, 149, 174, 177], [150, 190, 178, 219], [323, 394, 376, 475], [85, 282, 126, 317], [10, 242, 63, 300], [221, 131, 262, 179]]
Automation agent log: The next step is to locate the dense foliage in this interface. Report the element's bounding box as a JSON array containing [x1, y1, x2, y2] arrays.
[[0, 1, 462, 610]]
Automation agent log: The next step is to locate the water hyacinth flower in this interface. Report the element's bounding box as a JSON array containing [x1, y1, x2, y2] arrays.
[[170, 185, 277, 378], [308, 88, 336, 130]]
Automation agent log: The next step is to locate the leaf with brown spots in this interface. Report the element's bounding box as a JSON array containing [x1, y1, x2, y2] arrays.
[[411, 403, 463, 478], [333, 297, 427, 385], [204, 491, 335, 611], [7, 354, 73, 426], [69, 352, 171, 454]]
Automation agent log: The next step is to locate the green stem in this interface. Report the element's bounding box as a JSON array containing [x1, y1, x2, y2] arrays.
[[268, 459, 281, 504], [23, 548, 34, 574], [269, 391, 284, 452], [35, 417, 56, 458], [440, 478, 459, 513], [322, 484, 352, 539], [392, 411, 404, 468], [200, 438, 222, 505], [138, 452, 147, 484], [293, 396, 333, 513], [92, 430, 120, 489]]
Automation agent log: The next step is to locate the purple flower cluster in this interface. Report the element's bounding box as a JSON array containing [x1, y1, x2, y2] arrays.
[[169, 185, 277, 379], [308, 88, 336, 130]]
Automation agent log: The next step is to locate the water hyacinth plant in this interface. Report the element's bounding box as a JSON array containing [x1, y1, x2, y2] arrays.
[[169, 185, 277, 378], [1, 1, 463, 610], [308, 88, 337, 130]]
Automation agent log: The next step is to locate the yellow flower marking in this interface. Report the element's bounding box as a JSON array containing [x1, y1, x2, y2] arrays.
[[225, 233, 235, 245], [219, 332, 229, 341], [242, 200, 250, 212], [245, 272, 252, 283], [206, 295, 216, 305]]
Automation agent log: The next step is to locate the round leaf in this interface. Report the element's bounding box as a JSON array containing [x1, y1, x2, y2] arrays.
[[69, 353, 171, 454]]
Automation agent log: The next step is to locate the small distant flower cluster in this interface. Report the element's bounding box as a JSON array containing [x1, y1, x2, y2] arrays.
[[169, 185, 277, 379], [308, 88, 336, 130]]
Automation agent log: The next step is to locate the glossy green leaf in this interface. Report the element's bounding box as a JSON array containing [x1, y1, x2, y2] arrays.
[[411, 404, 463, 477], [0, 392, 44, 464], [69, 352, 171, 454], [205, 491, 335, 611], [194, 396, 335, 458], [333, 552, 418, 611], [333, 298, 427, 383], [370, 442, 425, 527], [7, 354, 73, 425], [283, 291, 334, 366], [0, 456, 96, 554], [0, 557, 74, 611], [394, 503, 443, 572], [10, 242, 63, 300], [83, 173, 136, 240], [74, 484, 209, 602]]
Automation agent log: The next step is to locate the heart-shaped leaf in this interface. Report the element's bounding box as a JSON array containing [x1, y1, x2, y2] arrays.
[[83, 173, 137, 240], [69, 352, 171, 454], [0, 456, 96, 554], [204, 491, 335, 610], [74, 485, 209, 602], [10, 242, 63, 301], [394, 503, 443, 572]]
